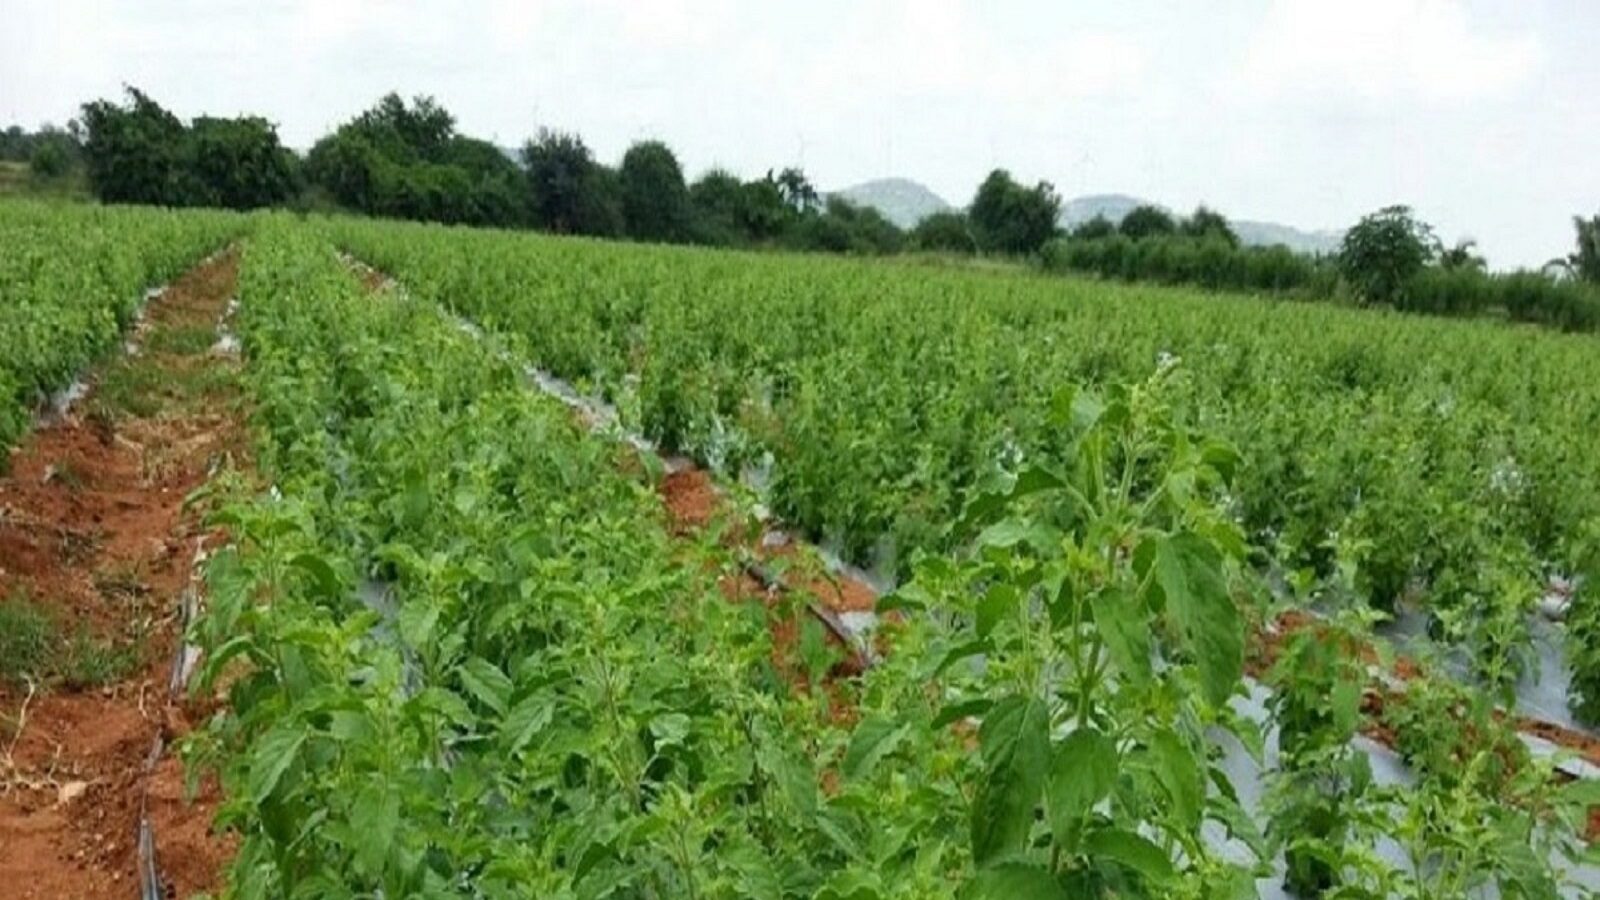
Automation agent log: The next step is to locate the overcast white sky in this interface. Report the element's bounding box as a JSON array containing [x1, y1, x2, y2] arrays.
[[2, 0, 1596, 268]]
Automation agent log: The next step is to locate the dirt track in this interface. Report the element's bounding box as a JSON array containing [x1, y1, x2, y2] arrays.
[[0, 252, 243, 899]]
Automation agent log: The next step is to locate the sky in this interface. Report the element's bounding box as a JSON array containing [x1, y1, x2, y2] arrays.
[[2, 0, 1597, 269]]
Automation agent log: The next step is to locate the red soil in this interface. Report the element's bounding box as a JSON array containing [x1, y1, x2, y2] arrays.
[[0, 252, 243, 899]]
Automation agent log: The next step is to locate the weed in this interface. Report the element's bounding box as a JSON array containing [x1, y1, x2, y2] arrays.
[[0, 596, 56, 684], [145, 324, 218, 356], [58, 629, 142, 689]]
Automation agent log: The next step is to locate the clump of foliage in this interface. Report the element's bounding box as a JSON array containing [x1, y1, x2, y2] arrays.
[[910, 210, 977, 254], [618, 140, 691, 243], [80, 87, 297, 210], [1118, 204, 1177, 240], [1337, 205, 1437, 306], [307, 93, 522, 228], [519, 127, 621, 236], [0, 595, 56, 684], [968, 168, 1060, 255], [1567, 213, 1600, 284], [1182, 205, 1238, 246]]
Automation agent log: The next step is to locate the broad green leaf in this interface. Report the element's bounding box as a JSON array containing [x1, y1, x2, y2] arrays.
[[966, 862, 1070, 899], [500, 694, 554, 754], [1147, 728, 1203, 832], [842, 714, 912, 781], [976, 583, 1020, 639], [933, 697, 993, 729], [290, 552, 343, 599], [1144, 533, 1243, 707], [976, 518, 1056, 553], [350, 780, 399, 877], [397, 600, 440, 650], [1046, 727, 1116, 848], [248, 722, 306, 803], [971, 694, 1050, 864], [459, 656, 513, 715], [649, 712, 692, 748], [1082, 827, 1175, 884], [1089, 588, 1151, 687]]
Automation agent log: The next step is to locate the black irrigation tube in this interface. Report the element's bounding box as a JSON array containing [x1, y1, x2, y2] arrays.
[[136, 247, 238, 900]]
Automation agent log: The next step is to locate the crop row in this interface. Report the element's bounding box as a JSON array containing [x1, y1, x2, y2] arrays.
[[329, 217, 1600, 713], [189, 217, 1600, 896], [0, 200, 242, 457]]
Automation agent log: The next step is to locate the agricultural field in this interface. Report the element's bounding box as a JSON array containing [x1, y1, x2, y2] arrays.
[[6, 199, 1600, 898]]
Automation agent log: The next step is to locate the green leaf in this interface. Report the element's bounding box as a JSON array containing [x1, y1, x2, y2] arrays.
[[966, 862, 1069, 899], [500, 694, 554, 754], [971, 695, 1050, 865], [1089, 588, 1151, 687], [976, 584, 1020, 640], [976, 518, 1056, 553], [290, 552, 343, 599], [1147, 728, 1203, 832], [842, 715, 912, 782], [649, 712, 692, 749], [933, 697, 993, 729], [1082, 827, 1175, 884], [1144, 533, 1243, 707], [248, 722, 306, 804], [936, 638, 993, 678], [459, 656, 512, 715], [1046, 727, 1116, 849], [350, 779, 400, 877], [397, 600, 440, 650]]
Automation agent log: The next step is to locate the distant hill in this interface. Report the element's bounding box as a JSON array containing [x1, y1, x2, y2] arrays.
[[831, 178, 952, 229], [1058, 193, 1148, 229], [1058, 192, 1342, 255], [1230, 220, 1343, 256]]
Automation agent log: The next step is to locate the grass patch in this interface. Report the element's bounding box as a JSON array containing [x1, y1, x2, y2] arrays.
[[0, 596, 56, 684], [92, 354, 238, 420], [144, 324, 218, 356], [58, 629, 143, 689], [0, 593, 144, 689]]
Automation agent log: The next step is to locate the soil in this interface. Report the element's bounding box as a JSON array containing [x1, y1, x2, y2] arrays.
[[656, 465, 875, 675], [0, 251, 243, 899]]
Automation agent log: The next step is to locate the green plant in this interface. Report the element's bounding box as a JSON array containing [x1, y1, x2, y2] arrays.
[[1338, 206, 1436, 306], [0, 595, 56, 684], [889, 373, 1260, 896], [1263, 612, 1380, 897]]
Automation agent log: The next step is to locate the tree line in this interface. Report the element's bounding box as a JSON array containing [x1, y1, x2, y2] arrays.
[[1042, 203, 1600, 332], [13, 87, 1059, 258], [10, 86, 1600, 331]]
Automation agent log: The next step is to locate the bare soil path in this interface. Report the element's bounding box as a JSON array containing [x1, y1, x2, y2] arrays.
[[0, 251, 245, 899]]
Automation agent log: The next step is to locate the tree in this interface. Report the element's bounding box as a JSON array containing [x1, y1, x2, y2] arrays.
[[304, 94, 524, 227], [788, 197, 903, 254], [911, 211, 978, 254], [774, 167, 819, 213], [1182, 205, 1238, 246], [1068, 214, 1117, 241], [79, 87, 188, 205], [185, 116, 298, 209], [1438, 239, 1486, 273], [740, 173, 795, 243], [521, 129, 620, 236], [349, 93, 455, 163], [1570, 215, 1600, 284], [28, 140, 69, 178], [1119, 204, 1177, 240], [968, 169, 1061, 255], [1338, 206, 1437, 305], [619, 140, 691, 242], [687, 168, 750, 245]]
